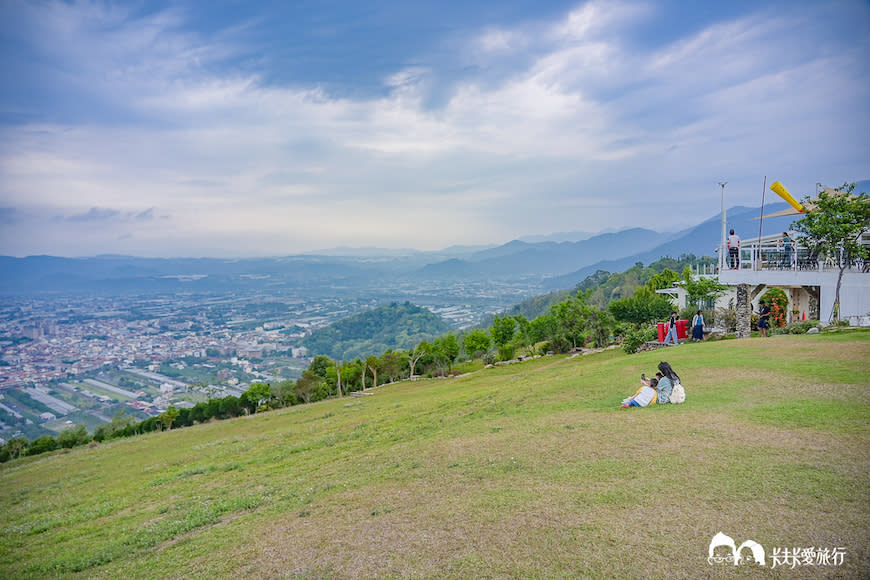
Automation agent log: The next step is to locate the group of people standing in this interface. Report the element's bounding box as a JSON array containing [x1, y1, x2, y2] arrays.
[[662, 310, 706, 345], [620, 361, 682, 408], [727, 229, 794, 270]]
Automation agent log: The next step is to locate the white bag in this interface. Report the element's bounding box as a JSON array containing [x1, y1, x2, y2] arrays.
[[670, 382, 686, 404]]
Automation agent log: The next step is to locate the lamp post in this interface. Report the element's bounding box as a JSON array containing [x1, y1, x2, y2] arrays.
[[718, 181, 727, 271]]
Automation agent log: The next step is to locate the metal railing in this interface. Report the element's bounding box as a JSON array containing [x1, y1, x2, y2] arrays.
[[717, 242, 869, 274]]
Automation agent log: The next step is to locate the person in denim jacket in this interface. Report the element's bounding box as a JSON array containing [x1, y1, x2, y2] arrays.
[[656, 361, 680, 404]]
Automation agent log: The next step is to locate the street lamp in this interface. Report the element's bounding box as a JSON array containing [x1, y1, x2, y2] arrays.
[[718, 181, 727, 271]]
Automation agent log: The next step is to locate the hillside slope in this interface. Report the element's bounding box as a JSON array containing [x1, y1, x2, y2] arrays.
[[301, 301, 453, 360], [1, 332, 868, 578]]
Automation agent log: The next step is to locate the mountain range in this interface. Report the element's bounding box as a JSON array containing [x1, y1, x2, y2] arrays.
[[0, 201, 815, 295]]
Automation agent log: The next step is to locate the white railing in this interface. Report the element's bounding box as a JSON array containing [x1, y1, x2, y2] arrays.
[[717, 243, 870, 273]]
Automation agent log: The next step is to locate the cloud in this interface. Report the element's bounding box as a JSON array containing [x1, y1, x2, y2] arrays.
[[0, 0, 868, 257], [62, 207, 121, 222], [0, 207, 20, 225]]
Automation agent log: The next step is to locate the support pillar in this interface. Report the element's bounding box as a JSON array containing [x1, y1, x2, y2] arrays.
[[736, 284, 751, 339], [802, 286, 820, 320]]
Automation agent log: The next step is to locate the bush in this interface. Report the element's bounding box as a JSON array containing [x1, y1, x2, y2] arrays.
[[770, 320, 818, 335], [761, 288, 789, 327], [27, 435, 58, 456], [57, 424, 90, 449], [714, 307, 737, 332], [622, 324, 656, 354], [497, 345, 515, 362]]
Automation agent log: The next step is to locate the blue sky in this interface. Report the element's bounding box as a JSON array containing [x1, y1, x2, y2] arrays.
[[0, 0, 868, 257]]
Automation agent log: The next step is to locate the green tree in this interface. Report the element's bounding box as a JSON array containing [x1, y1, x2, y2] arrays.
[[379, 350, 405, 383], [93, 409, 134, 442], [609, 286, 674, 324], [2, 437, 29, 462], [512, 314, 534, 356], [159, 405, 180, 430], [57, 424, 90, 448], [407, 343, 430, 378], [274, 379, 298, 407], [462, 330, 491, 359], [27, 435, 58, 456], [551, 294, 587, 349], [246, 383, 273, 411], [218, 395, 243, 418], [792, 183, 870, 322], [490, 314, 516, 348], [680, 266, 727, 308], [293, 370, 326, 404], [364, 355, 380, 389], [309, 355, 335, 380], [645, 268, 680, 291], [432, 334, 460, 372]]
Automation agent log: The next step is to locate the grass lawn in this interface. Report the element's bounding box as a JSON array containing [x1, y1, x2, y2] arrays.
[[1, 331, 868, 578]]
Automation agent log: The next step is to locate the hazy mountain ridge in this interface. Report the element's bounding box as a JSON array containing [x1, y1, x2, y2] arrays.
[[543, 202, 797, 289], [0, 201, 812, 294], [418, 228, 666, 279]]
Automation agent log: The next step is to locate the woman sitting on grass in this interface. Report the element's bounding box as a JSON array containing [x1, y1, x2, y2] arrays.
[[656, 361, 680, 404], [621, 377, 658, 408]]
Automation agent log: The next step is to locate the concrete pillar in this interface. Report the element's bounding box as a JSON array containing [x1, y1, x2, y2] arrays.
[[736, 284, 751, 339], [803, 285, 820, 320]]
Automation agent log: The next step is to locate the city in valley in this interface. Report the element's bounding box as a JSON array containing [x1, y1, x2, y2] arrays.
[[0, 279, 540, 443]]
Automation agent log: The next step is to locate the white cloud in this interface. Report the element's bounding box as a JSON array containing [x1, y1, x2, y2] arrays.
[[1, 0, 868, 257]]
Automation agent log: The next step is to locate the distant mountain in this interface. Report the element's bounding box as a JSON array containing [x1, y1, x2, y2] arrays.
[[542, 203, 798, 289], [301, 302, 452, 360], [0, 254, 387, 294], [518, 230, 607, 243], [1, 199, 841, 297], [418, 228, 665, 279]]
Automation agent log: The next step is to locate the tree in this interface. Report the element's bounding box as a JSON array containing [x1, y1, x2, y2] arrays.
[[792, 183, 870, 322], [27, 435, 58, 456], [159, 405, 180, 430], [680, 266, 727, 308], [293, 370, 326, 404], [379, 351, 404, 384], [218, 395, 243, 418], [246, 383, 273, 411], [407, 342, 430, 377], [552, 294, 587, 349], [490, 314, 516, 348], [2, 437, 28, 461], [512, 315, 534, 356], [364, 355, 379, 389], [432, 334, 460, 373], [609, 286, 673, 324], [274, 379, 298, 407], [462, 330, 491, 359], [645, 268, 680, 291], [309, 355, 334, 380], [93, 409, 134, 442], [57, 424, 90, 448]]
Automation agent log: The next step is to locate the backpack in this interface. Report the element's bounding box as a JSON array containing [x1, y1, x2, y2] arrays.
[[670, 382, 686, 404]]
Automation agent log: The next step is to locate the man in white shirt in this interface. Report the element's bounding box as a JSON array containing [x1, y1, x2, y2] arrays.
[[727, 229, 741, 269]]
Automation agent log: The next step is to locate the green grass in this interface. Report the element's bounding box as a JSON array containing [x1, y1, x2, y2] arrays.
[[1, 331, 869, 578]]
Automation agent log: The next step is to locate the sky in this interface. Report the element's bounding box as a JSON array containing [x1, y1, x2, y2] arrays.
[[0, 0, 868, 258]]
